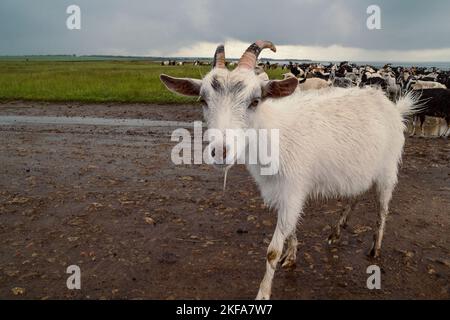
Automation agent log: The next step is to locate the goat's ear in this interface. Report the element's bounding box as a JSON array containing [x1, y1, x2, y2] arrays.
[[298, 78, 306, 84], [160, 74, 202, 97], [262, 77, 298, 98]]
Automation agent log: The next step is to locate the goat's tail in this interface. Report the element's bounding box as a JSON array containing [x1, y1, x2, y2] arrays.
[[395, 90, 424, 121]]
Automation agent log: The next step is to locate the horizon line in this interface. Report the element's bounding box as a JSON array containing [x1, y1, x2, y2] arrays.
[[1, 54, 450, 64]]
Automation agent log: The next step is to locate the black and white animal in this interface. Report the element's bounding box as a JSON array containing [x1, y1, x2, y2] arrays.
[[437, 73, 450, 88], [330, 70, 353, 88], [290, 65, 304, 77], [411, 88, 450, 137], [359, 72, 387, 89]]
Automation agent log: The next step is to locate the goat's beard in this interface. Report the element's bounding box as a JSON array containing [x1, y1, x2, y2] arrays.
[[222, 165, 232, 193], [213, 163, 233, 171], [211, 163, 234, 193]]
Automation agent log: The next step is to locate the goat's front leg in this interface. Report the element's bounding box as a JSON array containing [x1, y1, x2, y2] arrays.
[[256, 207, 300, 300]]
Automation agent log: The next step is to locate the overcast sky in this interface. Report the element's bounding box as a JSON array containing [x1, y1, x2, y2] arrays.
[[1, 0, 450, 61]]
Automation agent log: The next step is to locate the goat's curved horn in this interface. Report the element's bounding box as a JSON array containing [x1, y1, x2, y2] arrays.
[[212, 44, 226, 69], [237, 40, 276, 70]]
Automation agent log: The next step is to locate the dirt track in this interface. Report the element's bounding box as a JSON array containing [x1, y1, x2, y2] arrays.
[[0, 102, 449, 300]]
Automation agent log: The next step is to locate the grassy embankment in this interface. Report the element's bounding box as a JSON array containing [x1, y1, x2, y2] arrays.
[[0, 60, 285, 104]]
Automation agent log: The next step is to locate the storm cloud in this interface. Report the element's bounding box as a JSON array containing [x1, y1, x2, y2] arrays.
[[1, 0, 449, 60]]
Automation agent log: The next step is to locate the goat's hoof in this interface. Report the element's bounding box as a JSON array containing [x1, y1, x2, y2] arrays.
[[279, 251, 297, 269], [281, 257, 296, 269], [256, 290, 270, 300], [327, 233, 340, 245], [368, 250, 381, 258], [368, 245, 381, 258]]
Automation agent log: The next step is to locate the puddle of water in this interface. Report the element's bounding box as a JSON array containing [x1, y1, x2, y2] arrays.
[[0, 116, 202, 128]]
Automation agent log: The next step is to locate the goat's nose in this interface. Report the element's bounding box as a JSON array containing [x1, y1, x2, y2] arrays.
[[211, 146, 227, 161]]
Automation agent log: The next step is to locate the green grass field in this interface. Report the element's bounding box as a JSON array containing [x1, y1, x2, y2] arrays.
[[0, 60, 285, 104]]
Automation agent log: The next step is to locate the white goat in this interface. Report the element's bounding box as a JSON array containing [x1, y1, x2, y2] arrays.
[[281, 73, 330, 90], [160, 41, 417, 300], [409, 80, 446, 90], [298, 77, 330, 90], [384, 74, 402, 101]]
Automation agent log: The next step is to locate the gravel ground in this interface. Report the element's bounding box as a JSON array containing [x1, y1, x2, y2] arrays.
[[0, 102, 449, 299]]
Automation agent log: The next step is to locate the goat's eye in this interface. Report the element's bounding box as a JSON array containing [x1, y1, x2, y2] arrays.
[[199, 97, 207, 107], [249, 98, 260, 109]]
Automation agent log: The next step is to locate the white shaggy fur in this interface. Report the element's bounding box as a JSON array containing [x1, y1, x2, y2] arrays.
[[160, 62, 416, 301], [250, 87, 407, 203], [250, 87, 415, 299]]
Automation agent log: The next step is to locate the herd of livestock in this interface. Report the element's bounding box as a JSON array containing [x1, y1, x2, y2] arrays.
[[161, 59, 450, 137], [273, 61, 450, 138]]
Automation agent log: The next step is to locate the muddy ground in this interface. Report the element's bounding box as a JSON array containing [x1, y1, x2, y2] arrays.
[[0, 101, 449, 300]]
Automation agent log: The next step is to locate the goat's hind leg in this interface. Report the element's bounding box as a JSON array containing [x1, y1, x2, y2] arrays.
[[369, 176, 396, 258], [279, 231, 298, 269], [328, 199, 357, 244]]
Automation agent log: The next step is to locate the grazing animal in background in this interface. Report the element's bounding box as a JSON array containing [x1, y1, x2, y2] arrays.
[[284, 73, 330, 90], [407, 79, 446, 90], [310, 71, 330, 80], [282, 72, 297, 80], [360, 72, 387, 89], [410, 88, 450, 137], [437, 73, 450, 88], [345, 72, 359, 84], [254, 65, 266, 76], [160, 41, 417, 300], [330, 70, 353, 88], [290, 65, 303, 77], [297, 77, 330, 90], [384, 74, 402, 102], [418, 72, 439, 82]]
